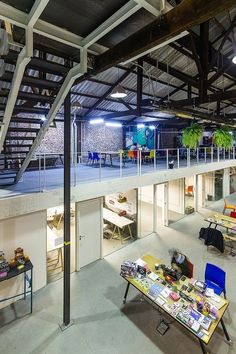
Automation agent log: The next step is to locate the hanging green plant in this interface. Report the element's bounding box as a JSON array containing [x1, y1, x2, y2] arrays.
[[182, 122, 203, 148], [213, 126, 233, 149]]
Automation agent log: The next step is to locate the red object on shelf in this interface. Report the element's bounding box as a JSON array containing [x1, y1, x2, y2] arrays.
[[230, 211, 236, 218]]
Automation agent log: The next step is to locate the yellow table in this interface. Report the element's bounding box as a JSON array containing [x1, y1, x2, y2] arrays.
[[205, 212, 236, 232], [122, 254, 230, 354]]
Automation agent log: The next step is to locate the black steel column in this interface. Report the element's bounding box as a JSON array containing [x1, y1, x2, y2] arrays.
[[63, 90, 71, 327], [137, 58, 143, 117]]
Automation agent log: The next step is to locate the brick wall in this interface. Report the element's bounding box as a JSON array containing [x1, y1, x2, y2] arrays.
[[81, 122, 123, 153], [37, 121, 123, 154], [37, 122, 64, 154]]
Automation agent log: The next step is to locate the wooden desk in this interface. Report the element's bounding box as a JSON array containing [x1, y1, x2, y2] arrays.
[[103, 208, 134, 243], [122, 254, 230, 354]]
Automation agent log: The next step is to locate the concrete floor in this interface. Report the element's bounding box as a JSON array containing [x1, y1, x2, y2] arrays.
[[0, 199, 236, 354]]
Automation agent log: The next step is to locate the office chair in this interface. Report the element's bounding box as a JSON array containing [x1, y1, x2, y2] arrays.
[[204, 263, 226, 298]]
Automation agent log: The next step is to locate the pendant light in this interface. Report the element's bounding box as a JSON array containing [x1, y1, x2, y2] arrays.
[[110, 66, 127, 98], [110, 84, 127, 98]]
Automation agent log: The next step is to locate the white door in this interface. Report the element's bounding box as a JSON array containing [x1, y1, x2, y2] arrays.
[[77, 198, 102, 269]]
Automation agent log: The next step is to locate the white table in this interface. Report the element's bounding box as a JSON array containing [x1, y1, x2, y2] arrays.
[[103, 208, 134, 243]]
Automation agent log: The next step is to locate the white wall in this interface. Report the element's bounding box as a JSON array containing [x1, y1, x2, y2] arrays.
[[168, 179, 185, 214], [0, 211, 47, 309], [138, 186, 153, 237], [205, 172, 215, 200], [139, 185, 153, 204]]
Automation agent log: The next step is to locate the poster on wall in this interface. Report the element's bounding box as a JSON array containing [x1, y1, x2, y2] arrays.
[[125, 127, 154, 149]]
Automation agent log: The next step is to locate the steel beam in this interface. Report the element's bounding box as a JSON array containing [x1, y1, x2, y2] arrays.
[[28, 0, 49, 27], [15, 49, 88, 183], [84, 65, 135, 117], [94, 0, 235, 71], [81, 0, 141, 48], [137, 58, 143, 116], [144, 56, 199, 88], [0, 1, 105, 55], [171, 89, 236, 107], [134, 0, 165, 16], [0, 0, 50, 152]]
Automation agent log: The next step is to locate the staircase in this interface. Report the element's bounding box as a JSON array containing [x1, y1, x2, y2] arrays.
[[0, 117, 42, 185], [0, 48, 70, 186]]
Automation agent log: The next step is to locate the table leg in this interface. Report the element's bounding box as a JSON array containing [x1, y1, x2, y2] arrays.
[[30, 268, 33, 313], [112, 225, 116, 238], [123, 283, 130, 304], [220, 319, 232, 343], [199, 339, 208, 354], [118, 227, 122, 244], [24, 272, 26, 300], [110, 155, 113, 166], [128, 225, 133, 239]]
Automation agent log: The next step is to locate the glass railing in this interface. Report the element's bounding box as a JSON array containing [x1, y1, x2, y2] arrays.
[[7, 146, 236, 194]]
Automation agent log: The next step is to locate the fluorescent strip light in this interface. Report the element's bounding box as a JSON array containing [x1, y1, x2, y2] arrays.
[[89, 118, 104, 125], [149, 125, 156, 130], [232, 55, 236, 64], [105, 122, 122, 128], [137, 123, 145, 128]]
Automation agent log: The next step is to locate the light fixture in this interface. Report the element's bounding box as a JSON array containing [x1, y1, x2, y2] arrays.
[[41, 115, 46, 121], [149, 125, 156, 130], [72, 101, 82, 109], [137, 123, 145, 128], [110, 84, 127, 98], [105, 122, 122, 128], [89, 118, 104, 125], [232, 55, 236, 64]]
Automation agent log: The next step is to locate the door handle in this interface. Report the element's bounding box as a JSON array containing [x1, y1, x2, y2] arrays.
[[79, 235, 85, 240]]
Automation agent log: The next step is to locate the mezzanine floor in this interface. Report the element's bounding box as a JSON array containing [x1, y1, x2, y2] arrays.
[[0, 199, 235, 354], [0, 156, 219, 198]]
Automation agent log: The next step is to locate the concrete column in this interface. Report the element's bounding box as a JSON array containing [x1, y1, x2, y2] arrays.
[[223, 168, 230, 197], [194, 175, 198, 211], [163, 182, 169, 226], [153, 184, 158, 233], [197, 174, 205, 208]]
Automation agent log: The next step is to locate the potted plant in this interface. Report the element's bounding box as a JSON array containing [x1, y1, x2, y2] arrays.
[[182, 122, 203, 148], [213, 126, 233, 149], [168, 160, 174, 169]]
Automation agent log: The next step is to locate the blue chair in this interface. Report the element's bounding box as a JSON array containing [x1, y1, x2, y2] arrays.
[[92, 152, 100, 166], [204, 263, 226, 298], [87, 151, 93, 165]]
